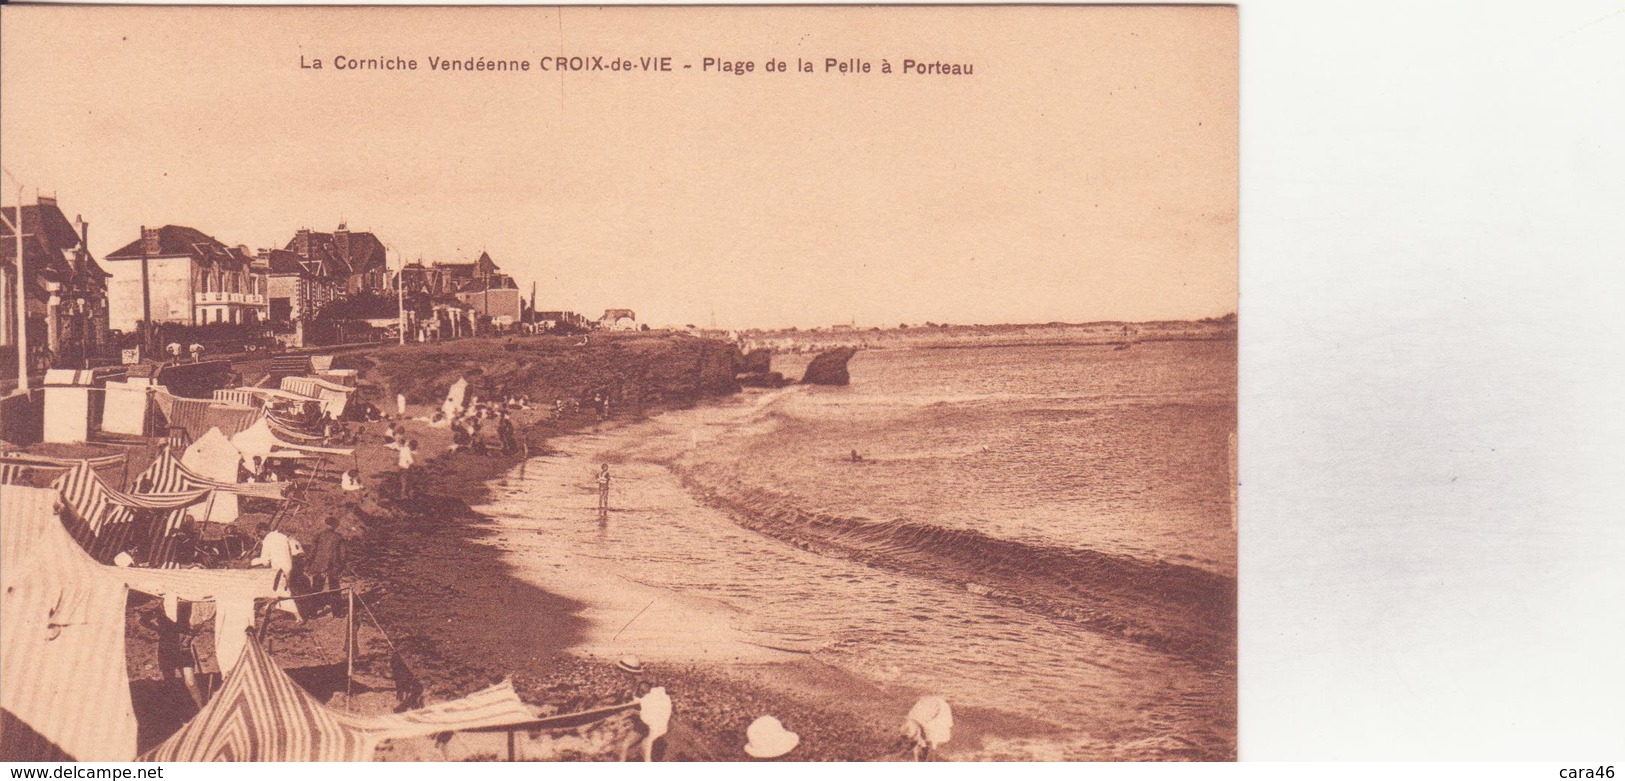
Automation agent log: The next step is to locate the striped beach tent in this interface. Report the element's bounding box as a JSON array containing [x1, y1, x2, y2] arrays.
[[279, 376, 353, 418], [278, 377, 320, 400], [147, 445, 285, 500], [1, 452, 128, 492], [0, 451, 125, 470], [131, 447, 256, 548], [213, 389, 263, 408], [151, 390, 263, 443], [0, 460, 70, 488], [1, 485, 139, 761], [265, 411, 325, 442], [143, 636, 534, 762], [281, 375, 355, 398], [51, 461, 210, 562]]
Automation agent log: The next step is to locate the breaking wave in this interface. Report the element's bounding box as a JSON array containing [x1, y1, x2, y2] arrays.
[[673, 465, 1235, 670]]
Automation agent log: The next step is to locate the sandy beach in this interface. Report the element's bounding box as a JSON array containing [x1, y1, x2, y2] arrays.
[[102, 333, 1231, 761], [328, 392, 1067, 761]]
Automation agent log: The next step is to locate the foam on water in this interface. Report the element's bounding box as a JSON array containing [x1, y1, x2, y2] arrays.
[[476, 339, 1236, 758]]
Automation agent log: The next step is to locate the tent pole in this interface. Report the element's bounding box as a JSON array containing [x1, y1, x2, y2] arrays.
[[345, 587, 356, 708]]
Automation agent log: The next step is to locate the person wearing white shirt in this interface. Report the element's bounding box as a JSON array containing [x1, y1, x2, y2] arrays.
[[397, 438, 417, 498], [252, 524, 304, 621], [636, 686, 673, 762]]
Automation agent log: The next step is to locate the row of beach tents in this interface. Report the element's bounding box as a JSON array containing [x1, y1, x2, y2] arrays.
[[2, 371, 549, 761], [101, 373, 358, 443], [0, 484, 540, 761]]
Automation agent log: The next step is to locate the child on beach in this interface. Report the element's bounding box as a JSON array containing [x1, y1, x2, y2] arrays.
[[498, 413, 518, 455], [598, 463, 611, 520], [398, 439, 417, 498], [142, 601, 205, 709], [900, 696, 953, 761]]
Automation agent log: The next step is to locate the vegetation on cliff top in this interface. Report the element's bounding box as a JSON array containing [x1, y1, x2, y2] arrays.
[[351, 332, 744, 408]]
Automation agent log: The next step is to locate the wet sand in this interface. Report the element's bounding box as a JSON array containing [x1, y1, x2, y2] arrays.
[[345, 406, 1057, 760]]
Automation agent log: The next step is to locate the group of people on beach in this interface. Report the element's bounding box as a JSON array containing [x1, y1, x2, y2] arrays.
[[250, 516, 347, 624], [608, 655, 953, 761], [418, 391, 525, 458], [142, 516, 348, 709]]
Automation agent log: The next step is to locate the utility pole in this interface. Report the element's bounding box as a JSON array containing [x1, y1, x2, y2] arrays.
[[140, 225, 153, 360], [395, 247, 406, 345], [11, 186, 29, 391]]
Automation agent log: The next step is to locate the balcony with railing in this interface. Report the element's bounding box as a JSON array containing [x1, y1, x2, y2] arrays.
[[196, 291, 267, 306]]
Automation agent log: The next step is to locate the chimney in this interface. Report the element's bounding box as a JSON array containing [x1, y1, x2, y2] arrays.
[[142, 226, 161, 256], [294, 228, 311, 258], [75, 215, 89, 273], [37, 195, 57, 207], [334, 223, 350, 259]]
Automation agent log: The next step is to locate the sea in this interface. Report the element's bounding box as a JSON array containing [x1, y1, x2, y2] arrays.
[[483, 338, 1236, 759]]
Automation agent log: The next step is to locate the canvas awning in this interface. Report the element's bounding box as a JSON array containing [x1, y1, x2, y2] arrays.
[[143, 636, 535, 762], [151, 390, 262, 443], [1, 486, 138, 761], [53, 460, 211, 537]]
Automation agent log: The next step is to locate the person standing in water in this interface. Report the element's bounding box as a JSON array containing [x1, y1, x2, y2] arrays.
[[597, 463, 611, 521]]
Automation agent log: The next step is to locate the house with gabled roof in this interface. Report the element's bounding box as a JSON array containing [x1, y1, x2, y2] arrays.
[[285, 223, 388, 296], [454, 274, 522, 323], [2, 196, 112, 366], [252, 247, 344, 324], [103, 225, 266, 330]]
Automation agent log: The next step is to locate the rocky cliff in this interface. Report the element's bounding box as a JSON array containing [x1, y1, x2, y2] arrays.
[[359, 333, 743, 407]]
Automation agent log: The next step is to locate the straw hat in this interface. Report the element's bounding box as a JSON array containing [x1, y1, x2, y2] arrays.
[[744, 715, 800, 759], [616, 656, 644, 675]]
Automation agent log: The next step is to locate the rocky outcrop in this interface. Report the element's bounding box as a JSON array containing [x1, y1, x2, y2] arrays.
[[739, 349, 773, 375], [800, 347, 858, 386]]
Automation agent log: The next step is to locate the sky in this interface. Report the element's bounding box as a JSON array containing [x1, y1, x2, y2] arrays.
[[0, 6, 1235, 329]]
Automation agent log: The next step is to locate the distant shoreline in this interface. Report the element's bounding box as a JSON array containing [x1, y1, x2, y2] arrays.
[[741, 317, 1236, 354]]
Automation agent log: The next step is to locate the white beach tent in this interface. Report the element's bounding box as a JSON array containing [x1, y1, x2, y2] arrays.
[[230, 418, 309, 464], [100, 379, 157, 436], [182, 427, 244, 522]]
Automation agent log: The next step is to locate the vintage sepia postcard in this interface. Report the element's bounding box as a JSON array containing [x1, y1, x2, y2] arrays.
[[0, 5, 1236, 762]]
